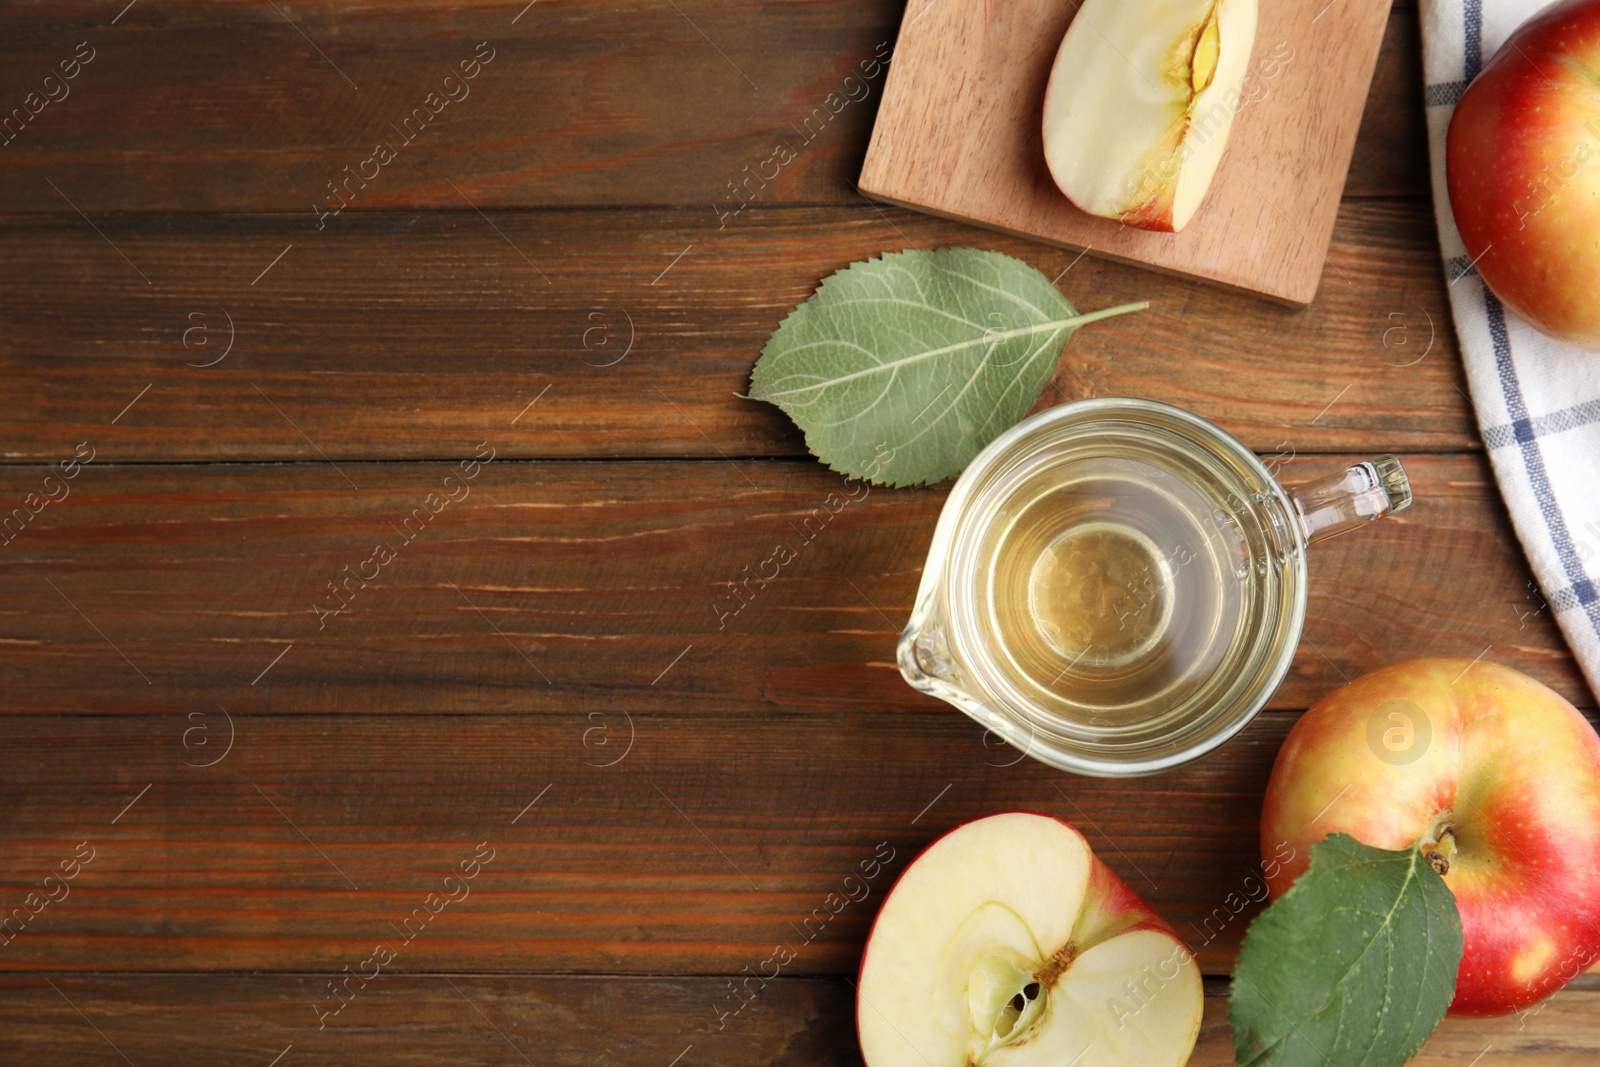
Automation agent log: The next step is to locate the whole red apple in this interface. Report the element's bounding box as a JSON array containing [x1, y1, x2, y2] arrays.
[[1446, 0, 1600, 350], [1260, 659, 1600, 1016]]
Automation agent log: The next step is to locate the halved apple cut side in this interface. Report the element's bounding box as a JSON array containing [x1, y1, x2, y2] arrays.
[[857, 813, 1202, 1067], [1042, 0, 1259, 232]]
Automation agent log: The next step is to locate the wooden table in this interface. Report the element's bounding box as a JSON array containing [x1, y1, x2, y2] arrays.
[[0, 1, 1595, 1063]]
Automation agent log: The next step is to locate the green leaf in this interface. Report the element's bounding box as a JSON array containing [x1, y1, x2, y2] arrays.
[[1230, 834, 1463, 1067], [747, 247, 1145, 488]]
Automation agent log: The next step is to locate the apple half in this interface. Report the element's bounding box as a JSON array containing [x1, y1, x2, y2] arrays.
[[1042, 0, 1259, 232], [857, 812, 1202, 1067]]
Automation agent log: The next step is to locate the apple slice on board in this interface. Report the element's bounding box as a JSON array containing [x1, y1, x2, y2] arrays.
[[1042, 0, 1259, 232], [857, 812, 1202, 1067]]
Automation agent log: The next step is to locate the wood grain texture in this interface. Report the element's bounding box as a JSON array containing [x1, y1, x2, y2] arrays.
[[0, 975, 857, 1065], [0, 709, 1281, 974], [0, 1, 1421, 213], [0, 455, 1582, 716], [0, 199, 1470, 464], [1353, 10, 1430, 200], [1, 707, 1594, 976], [0, 975, 1595, 1064], [860, 0, 1396, 302], [0, 0, 896, 213]]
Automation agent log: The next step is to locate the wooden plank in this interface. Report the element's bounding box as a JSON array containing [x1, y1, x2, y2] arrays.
[[0, 974, 861, 1065], [1354, 9, 1431, 200], [1, 707, 1595, 976], [859, 0, 1393, 303], [0, 199, 1472, 463], [0, 709, 1270, 974], [0, 455, 1581, 716], [0, 976, 1595, 1064], [0, 0, 895, 213], [0, 2, 1421, 214]]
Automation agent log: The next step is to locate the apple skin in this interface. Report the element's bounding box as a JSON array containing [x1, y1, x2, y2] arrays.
[[1446, 0, 1600, 350], [1117, 194, 1179, 235], [1260, 659, 1600, 1016]]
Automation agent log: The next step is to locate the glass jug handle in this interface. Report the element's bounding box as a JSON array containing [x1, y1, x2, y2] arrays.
[[1289, 454, 1413, 546]]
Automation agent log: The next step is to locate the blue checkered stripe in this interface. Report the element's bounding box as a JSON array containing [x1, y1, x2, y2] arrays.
[[1423, 0, 1600, 640]]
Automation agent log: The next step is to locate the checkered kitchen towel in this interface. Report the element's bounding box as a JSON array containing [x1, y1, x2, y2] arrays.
[[1420, 0, 1600, 701]]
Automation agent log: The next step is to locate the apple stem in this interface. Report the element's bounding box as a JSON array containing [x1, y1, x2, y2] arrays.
[[1422, 827, 1457, 876]]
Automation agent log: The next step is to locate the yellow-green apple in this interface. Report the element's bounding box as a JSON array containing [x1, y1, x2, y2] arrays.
[[1043, 0, 1258, 232], [857, 812, 1202, 1067], [1260, 659, 1600, 1015], [1446, 0, 1600, 350]]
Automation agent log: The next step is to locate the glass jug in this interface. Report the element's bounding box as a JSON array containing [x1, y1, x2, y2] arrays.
[[897, 397, 1412, 777]]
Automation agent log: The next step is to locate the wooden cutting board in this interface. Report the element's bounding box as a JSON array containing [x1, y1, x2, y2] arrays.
[[859, 0, 1396, 304]]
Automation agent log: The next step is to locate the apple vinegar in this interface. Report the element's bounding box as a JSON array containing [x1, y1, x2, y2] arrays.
[[977, 451, 1253, 727]]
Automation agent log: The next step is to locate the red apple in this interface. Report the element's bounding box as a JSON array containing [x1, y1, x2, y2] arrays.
[[1446, 0, 1600, 350], [857, 812, 1202, 1067], [1261, 659, 1600, 1015]]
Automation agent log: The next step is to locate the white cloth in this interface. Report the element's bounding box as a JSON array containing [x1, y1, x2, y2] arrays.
[[1419, 0, 1600, 700]]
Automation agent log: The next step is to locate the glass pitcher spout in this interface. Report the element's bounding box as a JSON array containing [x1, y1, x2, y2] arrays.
[[1289, 454, 1413, 545], [906, 620, 955, 683]]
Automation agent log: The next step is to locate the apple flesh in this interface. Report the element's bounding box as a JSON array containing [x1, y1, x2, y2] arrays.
[[857, 812, 1202, 1067], [1260, 659, 1600, 1015], [1446, 0, 1600, 350], [1042, 0, 1258, 232]]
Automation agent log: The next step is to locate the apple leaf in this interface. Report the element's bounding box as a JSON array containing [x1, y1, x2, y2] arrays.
[[747, 248, 1146, 488], [1230, 834, 1462, 1067]]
